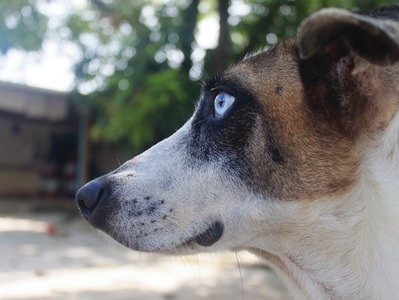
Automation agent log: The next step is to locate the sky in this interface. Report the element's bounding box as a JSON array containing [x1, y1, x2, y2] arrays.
[[0, 0, 85, 92], [0, 42, 79, 92], [0, 0, 248, 93]]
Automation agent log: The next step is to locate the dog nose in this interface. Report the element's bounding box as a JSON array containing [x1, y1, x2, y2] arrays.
[[75, 179, 106, 220]]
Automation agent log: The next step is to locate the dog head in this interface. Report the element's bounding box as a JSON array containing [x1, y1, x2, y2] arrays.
[[76, 5, 399, 258]]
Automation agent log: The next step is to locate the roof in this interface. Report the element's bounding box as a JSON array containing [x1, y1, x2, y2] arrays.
[[0, 81, 70, 121]]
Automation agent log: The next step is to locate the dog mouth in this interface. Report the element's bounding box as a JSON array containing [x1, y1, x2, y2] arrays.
[[188, 221, 224, 247], [159, 221, 225, 253], [105, 219, 225, 253]]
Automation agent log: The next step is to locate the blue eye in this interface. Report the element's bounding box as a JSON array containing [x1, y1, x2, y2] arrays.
[[214, 92, 235, 118]]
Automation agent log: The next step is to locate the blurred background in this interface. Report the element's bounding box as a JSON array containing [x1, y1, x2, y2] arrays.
[[0, 0, 393, 299]]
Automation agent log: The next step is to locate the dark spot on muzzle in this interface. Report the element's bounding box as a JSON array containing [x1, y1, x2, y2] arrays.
[[191, 221, 224, 247]]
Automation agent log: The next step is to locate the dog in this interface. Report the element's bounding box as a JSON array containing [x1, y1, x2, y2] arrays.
[[76, 5, 399, 299]]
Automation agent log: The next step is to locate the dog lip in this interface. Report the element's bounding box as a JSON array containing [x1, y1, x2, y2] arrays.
[[190, 221, 224, 247]]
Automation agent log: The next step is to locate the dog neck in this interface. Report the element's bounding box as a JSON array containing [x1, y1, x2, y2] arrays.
[[248, 114, 399, 299]]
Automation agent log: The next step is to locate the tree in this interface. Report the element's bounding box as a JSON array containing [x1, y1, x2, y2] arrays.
[[70, 0, 201, 151], [0, 0, 46, 54]]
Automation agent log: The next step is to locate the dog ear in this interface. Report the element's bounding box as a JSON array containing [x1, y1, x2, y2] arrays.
[[297, 6, 399, 65], [296, 6, 399, 136]]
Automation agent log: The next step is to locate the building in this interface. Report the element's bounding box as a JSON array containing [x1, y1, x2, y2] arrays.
[[0, 81, 81, 197]]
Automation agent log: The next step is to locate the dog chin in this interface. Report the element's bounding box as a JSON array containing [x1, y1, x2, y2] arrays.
[[101, 220, 225, 254]]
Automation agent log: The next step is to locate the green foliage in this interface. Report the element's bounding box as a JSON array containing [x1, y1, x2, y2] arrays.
[[90, 69, 197, 150], [227, 0, 395, 63], [0, 0, 396, 152], [0, 0, 47, 53]]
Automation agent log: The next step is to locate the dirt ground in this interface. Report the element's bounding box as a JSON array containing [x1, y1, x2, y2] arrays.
[[0, 199, 290, 300]]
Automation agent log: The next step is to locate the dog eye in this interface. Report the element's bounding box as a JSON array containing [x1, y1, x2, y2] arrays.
[[214, 92, 235, 118]]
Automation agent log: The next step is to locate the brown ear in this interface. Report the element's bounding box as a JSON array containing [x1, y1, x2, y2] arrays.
[[297, 6, 399, 136], [298, 6, 399, 65]]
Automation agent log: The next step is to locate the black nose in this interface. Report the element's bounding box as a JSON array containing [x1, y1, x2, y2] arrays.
[[75, 179, 106, 220]]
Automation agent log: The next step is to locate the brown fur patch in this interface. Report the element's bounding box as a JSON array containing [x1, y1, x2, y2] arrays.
[[227, 39, 361, 200]]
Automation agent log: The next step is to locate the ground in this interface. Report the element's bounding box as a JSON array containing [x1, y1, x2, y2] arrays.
[[0, 199, 290, 300]]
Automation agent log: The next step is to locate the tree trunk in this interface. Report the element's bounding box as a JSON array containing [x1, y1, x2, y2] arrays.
[[212, 0, 231, 74], [180, 0, 200, 74]]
